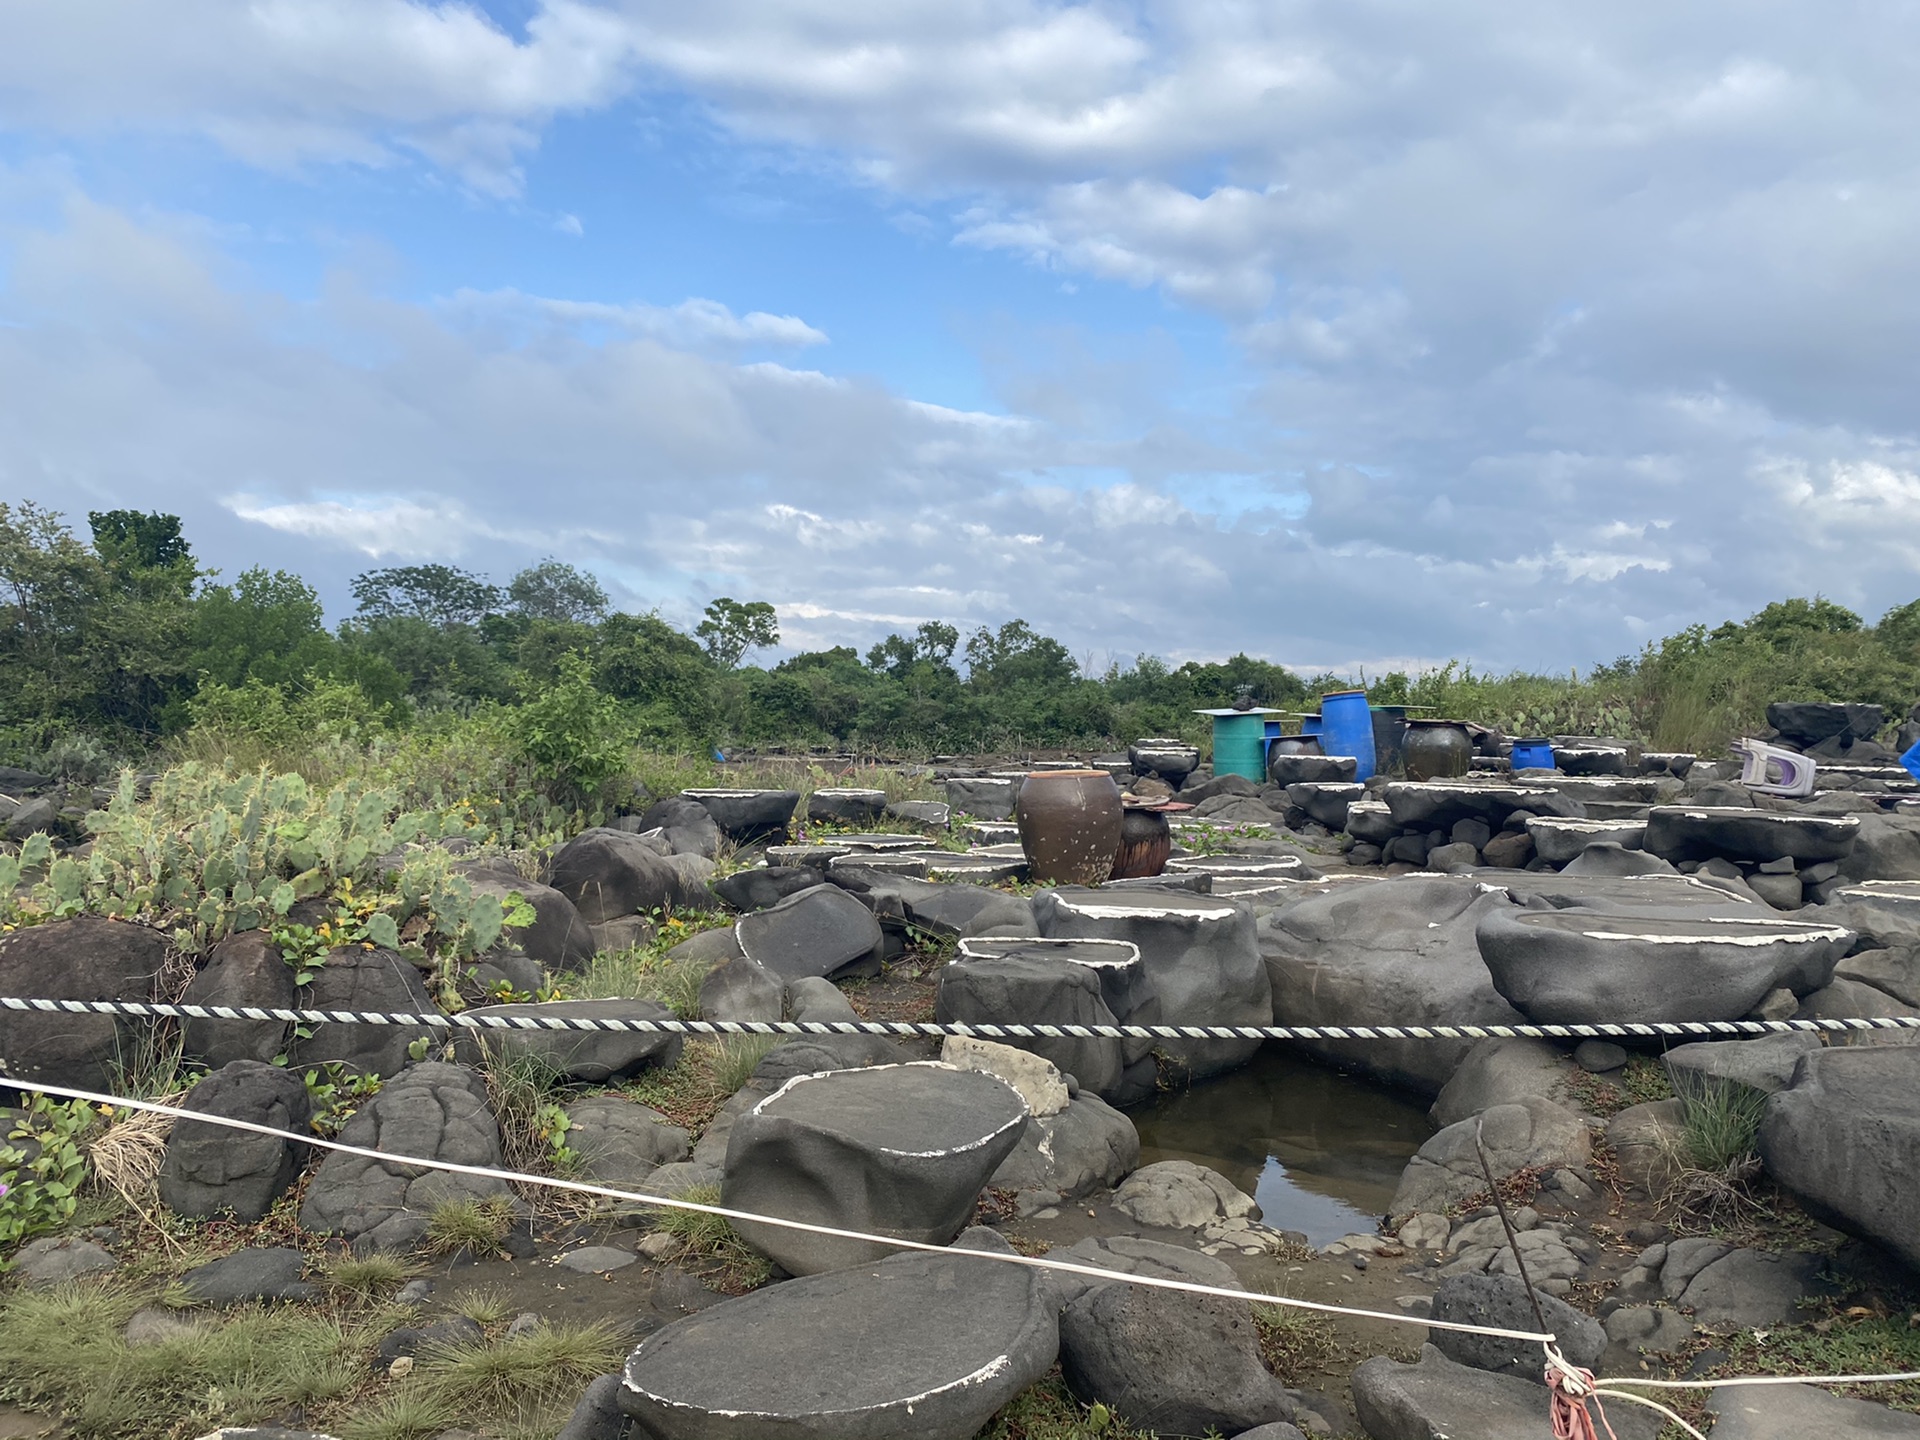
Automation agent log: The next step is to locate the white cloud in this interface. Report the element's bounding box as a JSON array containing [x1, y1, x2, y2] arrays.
[[7, 7, 1920, 665], [441, 289, 829, 350]]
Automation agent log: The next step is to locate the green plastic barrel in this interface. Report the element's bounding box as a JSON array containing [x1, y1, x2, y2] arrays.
[[1211, 712, 1268, 781]]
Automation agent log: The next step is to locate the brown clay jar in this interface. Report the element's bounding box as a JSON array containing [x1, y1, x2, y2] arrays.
[[1109, 806, 1173, 879], [1016, 770, 1124, 887]]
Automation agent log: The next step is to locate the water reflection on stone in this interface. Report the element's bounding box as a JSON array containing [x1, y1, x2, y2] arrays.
[[1131, 1047, 1435, 1246]]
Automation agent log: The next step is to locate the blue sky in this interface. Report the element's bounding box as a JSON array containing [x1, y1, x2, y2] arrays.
[[2, 2, 1918, 675]]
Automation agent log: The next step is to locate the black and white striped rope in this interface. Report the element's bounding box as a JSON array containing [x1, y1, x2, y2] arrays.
[[4, 994, 1919, 1043]]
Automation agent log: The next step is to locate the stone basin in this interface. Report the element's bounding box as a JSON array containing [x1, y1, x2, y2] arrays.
[[1642, 806, 1860, 864], [1476, 908, 1853, 1024], [620, 1238, 1056, 1440], [721, 1062, 1029, 1275], [1526, 816, 1648, 863]]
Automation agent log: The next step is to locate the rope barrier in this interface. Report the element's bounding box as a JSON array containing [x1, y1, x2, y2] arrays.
[[10, 1081, 1918, 1433], [5, 995, 1920, 1043], [6, 1077, 1555, 1344]]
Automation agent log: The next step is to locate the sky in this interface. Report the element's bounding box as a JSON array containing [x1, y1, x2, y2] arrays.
[[2, 2, 1918, 677]]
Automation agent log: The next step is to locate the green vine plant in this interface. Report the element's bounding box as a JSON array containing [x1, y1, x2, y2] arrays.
[[301, 1066, 385, 1137], [0, 1098, 94, 1254]]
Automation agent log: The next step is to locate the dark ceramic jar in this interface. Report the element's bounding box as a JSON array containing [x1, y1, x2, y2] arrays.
[[1016, 770, 1124, 886], [1402, 720, 1473, 782], [1109, 806, 1173, 879]]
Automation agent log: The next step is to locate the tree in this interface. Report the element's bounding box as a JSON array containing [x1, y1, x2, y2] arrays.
[[506, 559, 610, 625], [191, 567, 334, 689], [88, 510, 193, 578], [867, 621, 959, 679], [696, 598, 779, 668], [350, 565, 501, 627], [963, 619, 1077, 691]]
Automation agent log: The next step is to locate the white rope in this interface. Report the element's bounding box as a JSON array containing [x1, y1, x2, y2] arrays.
[[4, 994, 1916, 1043], [11, 1077, 1557, 1345], [18, 1077, 1917, 1433]]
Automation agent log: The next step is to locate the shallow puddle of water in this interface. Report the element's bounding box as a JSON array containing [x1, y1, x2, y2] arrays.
[[1131, 1048, 1436, 1247]]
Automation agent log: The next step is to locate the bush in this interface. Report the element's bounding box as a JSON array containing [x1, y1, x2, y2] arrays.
[[504, 651, 629, 805]]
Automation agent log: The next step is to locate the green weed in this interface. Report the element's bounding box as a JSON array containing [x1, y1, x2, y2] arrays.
[[648, 1182, 772, 1291], [422, 1195, 516, 1257]]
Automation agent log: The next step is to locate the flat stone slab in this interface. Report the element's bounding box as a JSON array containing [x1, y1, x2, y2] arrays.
[[619, 1238, 1056, 1440], [1526, 816, 1648, 863], [1707, 1380, 1920, 1438], [1383, 782, 1570, 829], [1643, 806, 1861, 863], [1166, 854, 1310, 878], [735, 884, 883, 981], [1477, 908, 1852, 1024], [556, 1246, 636, 1273], [1353, 1343, 1659, 1440], [837, 833, 934, 852], [722, 1062, 1029, 1274]]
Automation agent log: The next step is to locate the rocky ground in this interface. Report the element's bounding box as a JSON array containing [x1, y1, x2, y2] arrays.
[[6, 715, 1920, 1438]]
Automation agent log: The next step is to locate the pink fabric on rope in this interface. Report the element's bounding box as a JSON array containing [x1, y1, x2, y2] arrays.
[[1548, 1359, 1620, 1440]]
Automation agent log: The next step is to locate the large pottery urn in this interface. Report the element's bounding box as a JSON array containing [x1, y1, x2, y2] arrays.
[[1017, 770, 1124, 887], [1402, 720, 1473, 781], [1109, 804, 1173, 880]]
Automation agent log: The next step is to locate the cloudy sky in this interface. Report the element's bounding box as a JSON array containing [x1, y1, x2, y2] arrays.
[[3, 2, 1918, 675]]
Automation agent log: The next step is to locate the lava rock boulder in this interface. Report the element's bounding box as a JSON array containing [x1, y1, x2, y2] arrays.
[[734, 885, 883, 983], [159, 1060, 313, 1220], [721, 1061, 1028, 1275], [298, 1062, 516, 1253], [0, 915, 169, 1089]]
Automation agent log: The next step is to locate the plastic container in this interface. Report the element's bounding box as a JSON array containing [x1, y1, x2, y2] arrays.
[[1510, 738, 1555, 771], [1902, 739, 1920, 785], [1318, 689, 1376, 781], [1210, 712, 1269, 782], [1301, 714, 1323, 738]]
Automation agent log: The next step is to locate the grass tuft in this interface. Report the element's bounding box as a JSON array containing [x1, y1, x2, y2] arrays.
[[1679, 1078, 1769, 1172], [648, 1182, 772, 1292], [1252, 1296, 1341, 1382], [422, 1195, 517, 1257], [323, 1252, 416, 1301], [448, 1284, 515, 1326], [0, 1280, 400, 1440], [977, 1368, 1156, 1439]]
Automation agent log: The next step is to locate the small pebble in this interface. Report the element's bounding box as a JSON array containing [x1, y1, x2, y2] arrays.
[[1351, 1254, 1370, 1271], [395, 1279, 433, 1305], [635, 1233, 681, 1261], [506, 1312, 541, 1339]]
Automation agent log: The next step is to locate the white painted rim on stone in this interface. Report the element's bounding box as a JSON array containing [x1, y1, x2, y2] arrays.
[[749, 1061, 1031, 1157], [955, 936, 1143, 968]]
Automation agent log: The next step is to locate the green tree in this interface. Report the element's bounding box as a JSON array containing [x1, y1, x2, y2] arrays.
[[867, 621, 959, 679], [191, 567, 335, 689], [963, 619, 1078, 691], [88, 510, 193, 579], [350, 564, 501, 626], [696, 598, 779, 669], [506, 651, 629, 805], [0, 501, 107, 732], [507, 559, 610, 625], [597, 611, 718, 743]]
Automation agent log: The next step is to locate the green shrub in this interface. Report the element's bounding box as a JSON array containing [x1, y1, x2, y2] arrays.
[[504, 651, 629, 805], [0, 1097, 93, 1253]]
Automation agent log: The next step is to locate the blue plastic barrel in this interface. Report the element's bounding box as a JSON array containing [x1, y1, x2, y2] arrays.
[[1510, 738, 1555, 771], [1212, 712, 1269, 782], [1901, 739, 1920, 785], [1319, 690, 1376, 781]]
